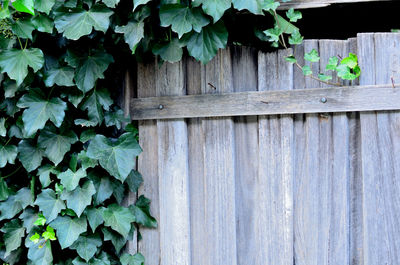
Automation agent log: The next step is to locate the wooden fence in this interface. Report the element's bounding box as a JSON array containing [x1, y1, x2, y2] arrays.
[[127, 33, 400, 265]]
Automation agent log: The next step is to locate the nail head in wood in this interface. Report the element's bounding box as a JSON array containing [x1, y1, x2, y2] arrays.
[[159, 104, 164, 110], [320, 97, 327, 103]]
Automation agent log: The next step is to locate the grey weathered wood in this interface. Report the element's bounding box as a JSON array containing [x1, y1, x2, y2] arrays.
[[231, 47, 260, 265], [359, 33, 400, 265], [200, 49, 237, 265], [258, 48, 294, 265], [279, 0, 392, 9], [156, 61, 191, 265], [130, 84, 400, 120], [137, 63, 160, 264]]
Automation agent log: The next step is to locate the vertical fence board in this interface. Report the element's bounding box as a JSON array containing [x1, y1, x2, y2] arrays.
[[200, 49, 237, 265], [258, 49, 294, 265], [137, 63, 160, 264], [359, 33, 400, 265], [231, 46, 260, 265], [156, 61, 191, 265]]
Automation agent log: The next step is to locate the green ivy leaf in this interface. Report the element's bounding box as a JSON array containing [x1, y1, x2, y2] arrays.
[[126, 170, 143, 193], [70, 234, 102, 262], [0, 117, 6, 136], [89, 172, 113, 205], [133, 0, 151, 11], [18, 140, 44, 172], [120, 253, 145, 265], [1, 219, 25, 258], [0, 144, 17, 168], [34, 0, 56, 14], [132, 195, 157, 228], [286, 8, 302, 22], [32, 14, 54, 33], [12, 0, 35, 15], [86, 207, 104, 232], [80, 87, 113, 125], [152, 38, 183, 63], [19, 208, 38, 233], [302, 65, 312, 76], [232, 0, 279, 14], [34, 213, 46, 226], [42, 225, 57, 241], [102, 203, 135, 238], [115, 20, 144, 54], [44, 66, 75, 87], [102, 0, 120, 8], [341, 53, 358, 69], [34, 189, 66, 223], [0, 188, 33, 221], [87, 133, 142, 182], [29, 232, 40, 243], [11, 18, 35, 40], [318, 73, 332, 81], [50, 215, 87, 249], [285, 55, 297, 64], [192, 0, 230, 22], [274, 13, 298, 34], [0, 178, 9, 201], [60, 180, 96, 217], [304, 49, 320, 63], [326, 56, 339, 70], [159, 5, 209, 38], [288, 30, 303, 45], [73, 53, 114, 93], [77, 150, 98, 170], [80, 129, 96, 143], [37, 164, 58, 188], [263, 26, 283, 43], [186, 21, 228, 64], [0, 48, 44, 86], [27, 238, 53, 265], [54, 5, 113, 40], [38, 126, 78, 166], [17, 88, 67, 136]]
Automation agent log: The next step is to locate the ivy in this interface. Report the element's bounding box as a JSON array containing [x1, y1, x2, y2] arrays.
[[0, 0, 361, 264]]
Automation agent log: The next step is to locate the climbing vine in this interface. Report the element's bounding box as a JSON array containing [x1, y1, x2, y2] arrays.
[[0, 0, 360, 264]]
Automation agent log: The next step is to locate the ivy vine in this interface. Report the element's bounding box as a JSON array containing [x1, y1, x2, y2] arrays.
[[0, 0, 360, 264]]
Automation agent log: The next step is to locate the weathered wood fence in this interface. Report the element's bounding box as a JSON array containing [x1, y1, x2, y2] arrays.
[[127, 33, 400, 265]]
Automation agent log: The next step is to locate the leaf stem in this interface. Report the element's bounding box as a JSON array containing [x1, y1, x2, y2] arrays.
[[2, 165, 22, 179], [17, 37, 23, 50], [24, 39, 28, 49]]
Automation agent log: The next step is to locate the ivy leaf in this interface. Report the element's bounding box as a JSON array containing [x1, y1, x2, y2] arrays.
[[86, 207, 104, 232], [42, 226, 57, 241], [37, 164, 58, 188], [12, 0, 35, 15], [57, 168, 86, 192], [1, 219, 25, 258], [152, 38, 183, 63], [44, 66, 75, 87], [341, 53, 358, 69], [102, 0, 120, 8], [263, 26, 283, 43], [304, 49, 320, 63], [115, 20, 144, 54], [0, 144, 17, 168], [132, 195, 157, 228], [77, 150, 98, 170], [50, 216, 87, 249], [54, 5, 113, 40], [18, 140, 44, 172], [102, 203, 135, 238], [34, 213, 47, 226], [133, 0, 151, 11], [11, 18, 35, 40], [88, 172, 113, 205], [74, 53, 114, 93], [302, 65, 312, 76], [186, 21, 228, 64], [17, 88, 67, 136], [27, 238, 53, 265], [318, 73, 333, 81], [0, 178, 9, 201], [120, 253, 145, 265], [38, 126, 78, 166], [159, 5, 209, 38], [32, 14, 54, 34], [0, 117, 6, 136], [285, 55, 297, 64], [61, 180, 96, 217], [102, 227, 126, 253], [126, 170, 143, 193], [70, 234, 102, 262], [289, 30, 303, 45], [34, 189, 66, 223], [87, 133, 142, 182], [0, 48, 44, 86], [80, 129, 96, 143], [35, 0, 56, 14], [192, 0, 231, 22], [286, 8, 302, 22], [0, 188, 33, 221], [81, 87, 112, 125], [326, 56, 339, 70], [232, 0, 279, 14], [29, 232, 40, 243]]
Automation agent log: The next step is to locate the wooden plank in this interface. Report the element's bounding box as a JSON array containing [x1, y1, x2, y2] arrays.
[[359, 33, 400, 265], [258, 48, 294, 265], [156, 61, 191, 265], [231, 46, 260, 265], [137, 63, 160, 264], [130, 84, 400, 120], [200, 49, 237, 265], [279, 0, 392, 10]]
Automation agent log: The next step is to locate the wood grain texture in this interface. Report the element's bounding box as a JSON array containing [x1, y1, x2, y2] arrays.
[[278, 0, 392, 9], [130, 84, 400, 120], [358, 33, 400, 265], [156, 61, 191, 265], [258, 48, 294, 265], [231, 46, 260, 265], [137, 62, 160, 264], [200, 48, 238, 265]]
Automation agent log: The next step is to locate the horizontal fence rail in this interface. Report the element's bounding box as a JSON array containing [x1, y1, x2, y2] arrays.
[[278, 0, 392, 9], [131, 84, 400, 120]]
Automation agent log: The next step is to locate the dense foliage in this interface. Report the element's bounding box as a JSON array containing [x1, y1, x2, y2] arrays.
[[0, 0, 361, 264]]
